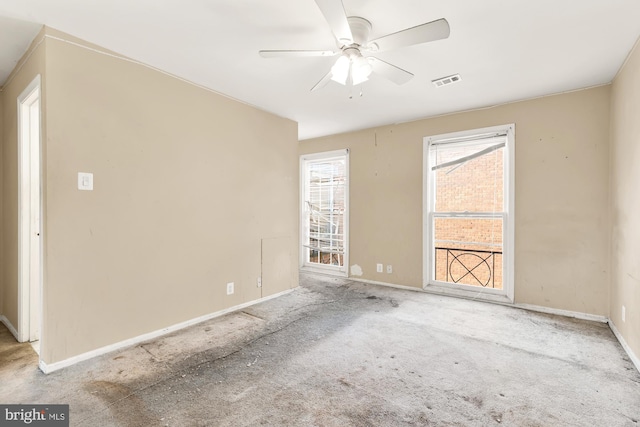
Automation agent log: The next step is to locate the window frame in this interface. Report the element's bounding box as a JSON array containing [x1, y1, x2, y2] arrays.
[[423, 124, 515, 303], [300, 149, 349, 277]]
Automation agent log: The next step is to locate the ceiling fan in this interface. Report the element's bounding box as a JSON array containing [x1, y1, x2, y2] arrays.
[[259, 0, 450, 91]]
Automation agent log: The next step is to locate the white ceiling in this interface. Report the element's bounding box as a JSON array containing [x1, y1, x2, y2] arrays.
[[1, 0, 639, 140], [0, 15, 41, 84]]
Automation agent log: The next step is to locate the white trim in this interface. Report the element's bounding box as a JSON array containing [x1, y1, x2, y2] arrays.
[[346, 278, 604, 315], [512, 303, 608, 323], [613, 33, 640, 82], [505, 125, 515, 303], [0, 34, 46, 93], [422, 124, 515, 304], [17, 75, 43, 345], [300, 149, 349, 162], [349, 277, 426, 293], [424, 281, 513, 304], [39, 288, 296, 374], [0, 315, 20, 340], [608, 320, 640, 374], [390, 84, 610, 133], [299, 149, 349, 278], [353, 278, 511, 304], [300, 264, 348, 277], [422, 141, 431, 295], [1, 33, 290, 125], [432, 212, 504, 218]]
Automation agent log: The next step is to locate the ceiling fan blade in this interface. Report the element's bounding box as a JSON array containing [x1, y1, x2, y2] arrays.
[[259, 50, 337, 58], [314, 0, 353, 45], [369, 57, 414, 85], [311, 70, 333, 91], [368, 18, 450, 52]]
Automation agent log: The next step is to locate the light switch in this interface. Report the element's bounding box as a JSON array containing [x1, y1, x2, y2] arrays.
[[78, 172, 93, 191]]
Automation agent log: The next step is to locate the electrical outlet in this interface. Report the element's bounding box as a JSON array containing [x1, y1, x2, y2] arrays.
[[376, 263, 383, 273], [226, 282, 234, 295], [386, 265, 393, 274], [257, 277, 262, 288], [622, 305, 626, 322]]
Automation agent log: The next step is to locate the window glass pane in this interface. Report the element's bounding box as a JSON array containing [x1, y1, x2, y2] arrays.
[[434, 217, 503, 289], [431, 142, 504, 213], [305, 158, 346, 267]]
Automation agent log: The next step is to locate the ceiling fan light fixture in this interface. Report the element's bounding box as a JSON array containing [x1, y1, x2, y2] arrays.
[[351, 71, 369, 85], [351, 55, 373, 85], [330, 55, 350, 85]]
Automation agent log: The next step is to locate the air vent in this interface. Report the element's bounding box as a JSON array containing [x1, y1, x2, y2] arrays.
[[432, 74, 461, 87]]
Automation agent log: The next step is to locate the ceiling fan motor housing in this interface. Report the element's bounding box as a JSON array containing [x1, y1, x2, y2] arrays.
[[346, 16, 372, 47]]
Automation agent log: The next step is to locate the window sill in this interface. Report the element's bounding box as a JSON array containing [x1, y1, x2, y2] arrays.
[[423, 282, 514, 304], [300, 265, 348, 278]]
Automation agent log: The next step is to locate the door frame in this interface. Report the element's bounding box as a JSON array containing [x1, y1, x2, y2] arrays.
[[17, 74, 43, 346]]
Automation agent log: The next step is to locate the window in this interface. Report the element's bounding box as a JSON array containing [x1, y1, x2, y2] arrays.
[[300, 150, 349, 276], [423, 125, 514, 302]]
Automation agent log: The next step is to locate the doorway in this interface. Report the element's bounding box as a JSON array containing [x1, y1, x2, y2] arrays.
[[17, 75, 42, 351]]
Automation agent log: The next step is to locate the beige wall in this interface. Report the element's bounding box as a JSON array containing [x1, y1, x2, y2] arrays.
[[38, 28, 298, 364], [610, 38, 640, 359], [0, 87, 3, 317], [300, 86, 611, 316], [1, 29, 46, 330]]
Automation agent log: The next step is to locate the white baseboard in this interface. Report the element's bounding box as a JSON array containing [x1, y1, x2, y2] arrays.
[[351, 277, 514, 305], [349, 276, 513, 305], [349, 277, 424, 293], [513, 303, 608, 323], [35, 275, 640, 377], [39, 288, 296, 374], [353, 277, 640, 374], [0, 315, 19, 340], [608, 320, 640, 374], [354, 277, 607, 320]]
